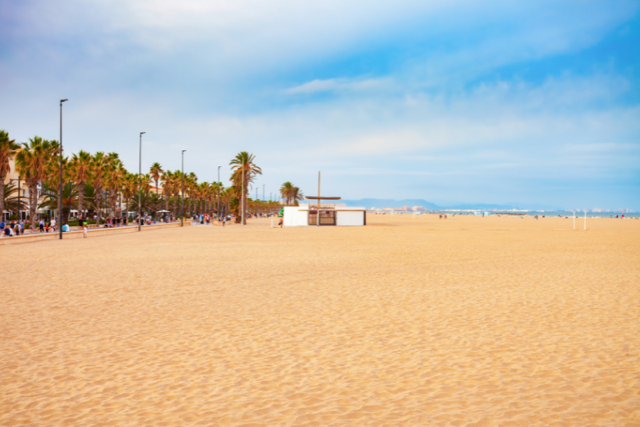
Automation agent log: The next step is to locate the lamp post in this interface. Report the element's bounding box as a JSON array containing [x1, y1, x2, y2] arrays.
[[59, 99, 68, 240], [263, 184, 265, 202], [138, 132, 145, 231], [181, 150, 186, 227], [17, 176, 21, 221], [241, 159, 245, 226]]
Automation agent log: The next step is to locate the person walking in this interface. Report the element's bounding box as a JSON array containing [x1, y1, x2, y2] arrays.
[[83, 224, 88, 238], [39, 218, 44, 233]]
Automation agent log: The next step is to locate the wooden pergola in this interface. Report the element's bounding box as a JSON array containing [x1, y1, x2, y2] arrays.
[[304, 196, 341, 226]]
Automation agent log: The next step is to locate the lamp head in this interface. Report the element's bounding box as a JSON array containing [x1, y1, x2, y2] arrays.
[[140, 132, 146, 135], [182, 150, 186, 153], [61, 99, 68, 103]]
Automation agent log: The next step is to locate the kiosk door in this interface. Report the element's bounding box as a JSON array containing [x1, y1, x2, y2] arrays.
[[308, 210, 336, 226]]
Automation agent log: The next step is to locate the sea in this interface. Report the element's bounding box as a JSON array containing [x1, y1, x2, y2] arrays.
[[440, 210, 640, 219]]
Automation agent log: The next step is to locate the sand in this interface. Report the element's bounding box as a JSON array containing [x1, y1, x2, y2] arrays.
[[1, 215, 639, 426]]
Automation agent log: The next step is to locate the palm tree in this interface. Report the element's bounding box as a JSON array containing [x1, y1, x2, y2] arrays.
[[15, 137, 59, 223], [186, 172, 197, 216], [0, 130, 20, 219], [279, 181, 304, 205], [90, 152, 107, 225], [2, 182, 27, 216], [69, 150, 92, 218], [39, 182, 78, 222], [105, 153, 125, 217], [150, 162, 163, 196], [121, 173, 138, 219], [43, 155, 74, 221], [290, 185, 304, 206], [172, 170, 184, 217], [130, 189, 162, 215], [161, 170, 174, 213], [211, 181, 223, 215], [141, 174, 152, 197], [280, 181, 293, 204], [230, 152, 262, 224]]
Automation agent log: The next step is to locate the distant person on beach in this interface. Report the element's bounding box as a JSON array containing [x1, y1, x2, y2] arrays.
[[39, 219, 44, 232], [278, 217, 283, 228], [62, 223, 69, 232], [83, 225, 88, 238]]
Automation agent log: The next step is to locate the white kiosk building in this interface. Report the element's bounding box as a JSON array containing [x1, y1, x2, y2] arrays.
[[283, 196, 366, 227]]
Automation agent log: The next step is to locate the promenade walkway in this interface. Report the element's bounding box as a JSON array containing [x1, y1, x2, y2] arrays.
[[0, 220, 192, 246]]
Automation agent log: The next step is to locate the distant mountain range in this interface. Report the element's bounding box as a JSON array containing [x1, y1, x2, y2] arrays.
[[340, 199, 562, 211]]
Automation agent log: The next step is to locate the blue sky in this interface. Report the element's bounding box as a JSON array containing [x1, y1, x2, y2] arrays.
[[1, 0, 639, 209]]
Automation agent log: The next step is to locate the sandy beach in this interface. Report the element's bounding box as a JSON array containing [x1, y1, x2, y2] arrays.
[[1, 214, 639, 426]]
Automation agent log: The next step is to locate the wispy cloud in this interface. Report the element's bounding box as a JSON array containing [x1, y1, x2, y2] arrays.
[[285, 78, 390, 94]]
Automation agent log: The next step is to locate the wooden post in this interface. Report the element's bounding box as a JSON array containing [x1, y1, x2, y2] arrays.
[[317, 171, 321, 227]]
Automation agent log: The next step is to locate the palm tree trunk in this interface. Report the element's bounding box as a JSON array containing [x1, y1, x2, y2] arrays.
[[29, 182, 37, 227], [242, 169, 247, 225], [77, 182, 84, 218], [95, 187, 102, 226], [0, 178, 5, 219], [172, 195, 177, 217]]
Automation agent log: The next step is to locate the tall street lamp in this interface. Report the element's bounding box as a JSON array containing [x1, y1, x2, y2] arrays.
[[241, 159, 245, 226], [139, 132, 145, 231], [18, 176, 21, 221], [181, 150, 186, 227], [59, 99, 68, 240]]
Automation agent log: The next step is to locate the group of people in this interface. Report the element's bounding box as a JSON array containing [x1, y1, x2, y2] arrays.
[[101, 216, 127, 228], [0, 218, 71, 237], [2, 220, 24, 237]]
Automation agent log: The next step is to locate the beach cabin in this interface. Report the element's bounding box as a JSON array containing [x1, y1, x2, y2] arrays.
[[283, 203, 366, 227]]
